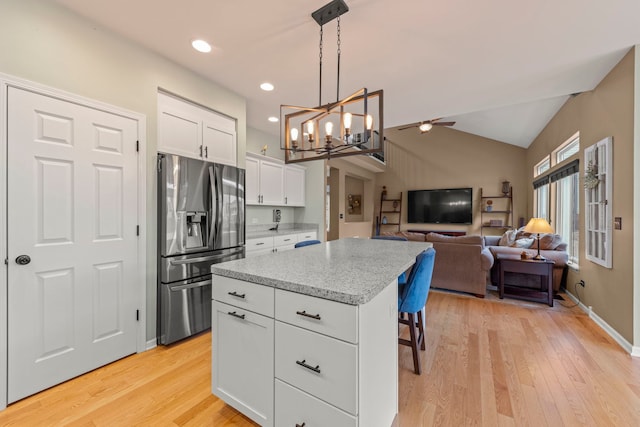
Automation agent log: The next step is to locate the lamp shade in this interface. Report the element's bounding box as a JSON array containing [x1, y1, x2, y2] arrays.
[[523, 217, 554, 234]]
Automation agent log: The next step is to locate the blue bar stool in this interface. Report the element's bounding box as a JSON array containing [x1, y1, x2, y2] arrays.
[[398, 247, 436, 374], [294, 239, 321, 248]]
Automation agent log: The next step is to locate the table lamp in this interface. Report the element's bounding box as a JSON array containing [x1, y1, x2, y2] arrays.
[[523, 217, 554, 260]]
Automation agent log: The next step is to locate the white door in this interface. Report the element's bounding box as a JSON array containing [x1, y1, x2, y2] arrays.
[[7, 87, 139, 403]]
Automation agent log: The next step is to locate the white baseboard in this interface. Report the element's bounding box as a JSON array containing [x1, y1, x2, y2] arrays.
[[145, 338, 158, 351], [564, 290, 637, 357]]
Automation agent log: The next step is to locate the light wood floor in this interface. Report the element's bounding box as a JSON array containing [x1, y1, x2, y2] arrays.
[[1, 289, 639, 426]]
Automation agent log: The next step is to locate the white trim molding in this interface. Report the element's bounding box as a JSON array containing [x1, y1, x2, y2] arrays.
[[565, 290, 636, 356]]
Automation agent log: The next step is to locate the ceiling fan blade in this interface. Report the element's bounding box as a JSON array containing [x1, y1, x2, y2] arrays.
[[433, 121, 456, 126], [397, 124, 418, 131]]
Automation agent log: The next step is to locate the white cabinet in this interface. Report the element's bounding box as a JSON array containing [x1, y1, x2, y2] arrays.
[[158, 92, 237, 166], [212, 275, 399, 427], [246, 153, 306, 206], [284, 165, 306, 206], [245, 232, 306, 258], [246, 153, 284, 205], [211, 278, 275, 427]]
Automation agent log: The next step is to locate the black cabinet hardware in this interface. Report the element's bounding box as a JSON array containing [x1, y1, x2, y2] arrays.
[[228, 291, 246, 299], [227, 311, 245, 320], [296, 359, 321, 373], [296, 423, 306, 427], [296, 310, 321, 320]]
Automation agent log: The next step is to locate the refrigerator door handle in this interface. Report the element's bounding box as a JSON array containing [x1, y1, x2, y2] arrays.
[[169, 278, 213, 292], [214, 165, 224, 247], [169, 249, 244, 265]]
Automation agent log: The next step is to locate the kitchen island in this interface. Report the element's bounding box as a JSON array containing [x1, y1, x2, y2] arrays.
[[211, 238, 432, 427]]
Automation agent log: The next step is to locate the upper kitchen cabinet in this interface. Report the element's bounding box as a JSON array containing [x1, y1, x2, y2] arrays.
[[158, 92, 237, 166], [283, 164, 305, 206], [246, 153, 306, 207], [246, 153, 284, 206]]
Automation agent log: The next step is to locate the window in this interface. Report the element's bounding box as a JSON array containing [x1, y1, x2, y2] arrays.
[[533, 156, 550, 219], [555, 171, 579, 267], [532, 133, 580, 269], [584, 137, 612, 268], [553, 133, 580, 164]]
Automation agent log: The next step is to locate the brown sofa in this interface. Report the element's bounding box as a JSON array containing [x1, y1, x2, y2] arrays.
[[381, 229, 569, 297], [382, 232, 494, 297]]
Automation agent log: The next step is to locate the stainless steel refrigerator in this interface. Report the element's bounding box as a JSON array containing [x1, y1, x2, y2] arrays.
[[157, 153, 245, 345]]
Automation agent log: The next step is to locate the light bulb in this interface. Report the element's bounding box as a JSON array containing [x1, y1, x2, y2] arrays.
[[325, 121, 333, 143], [306, 121, 314, 142], [419, 123, 433, 132], [290, 128, 299, 150], [366, 115, 373, 130], [343, 112, 352, 130], [325, 122, 333, 136]]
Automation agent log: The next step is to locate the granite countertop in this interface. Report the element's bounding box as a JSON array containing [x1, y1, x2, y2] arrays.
[[212, 238, 432, 305]]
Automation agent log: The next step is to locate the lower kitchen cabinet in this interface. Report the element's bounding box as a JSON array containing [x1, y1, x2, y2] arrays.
[[275, 379, 356, 427], [212, 274, 398, 427], [211, 300, 274, 427]]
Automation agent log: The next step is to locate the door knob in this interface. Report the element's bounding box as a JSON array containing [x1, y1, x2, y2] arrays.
[[15, 255, 31, 265]]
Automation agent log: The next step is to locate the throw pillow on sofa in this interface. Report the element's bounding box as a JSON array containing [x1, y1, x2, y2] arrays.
[[511, 237, 534, 248], [498, 229, 517, 246]]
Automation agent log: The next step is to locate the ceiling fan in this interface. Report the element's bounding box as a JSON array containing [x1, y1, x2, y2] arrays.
[[398, 118, 456, 133]]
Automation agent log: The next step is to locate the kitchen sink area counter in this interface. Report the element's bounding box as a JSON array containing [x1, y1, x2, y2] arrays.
[[211, 238, 432, 427]]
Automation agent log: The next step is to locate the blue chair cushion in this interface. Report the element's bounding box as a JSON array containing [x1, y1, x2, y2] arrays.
[[294, 239, 321, 248], [398, 247, 436, 314]]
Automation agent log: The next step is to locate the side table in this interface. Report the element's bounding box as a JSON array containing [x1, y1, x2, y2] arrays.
[[497, 255, 555, 306]]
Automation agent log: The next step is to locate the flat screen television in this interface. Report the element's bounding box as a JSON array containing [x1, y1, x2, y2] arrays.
[[407, 188, 473, 224]]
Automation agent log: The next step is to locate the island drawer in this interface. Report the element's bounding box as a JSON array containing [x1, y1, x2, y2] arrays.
[[275, 289, 358, 343], [212, 276, 274, 318], [275, 379, 356, 427], [275, 321, 357, 415], [245, 236, 273, 252]]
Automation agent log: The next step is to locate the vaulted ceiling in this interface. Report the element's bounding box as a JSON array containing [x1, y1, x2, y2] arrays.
[[56, 0, 640, 147]]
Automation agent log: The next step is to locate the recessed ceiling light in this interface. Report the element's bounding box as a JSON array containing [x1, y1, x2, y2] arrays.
[[191, 39, 212, 53], [268, 116, 279, 123], [260, 82, 275, 91]]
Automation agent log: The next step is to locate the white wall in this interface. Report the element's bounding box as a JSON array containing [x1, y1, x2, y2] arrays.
[[0, 0, 247, 342]]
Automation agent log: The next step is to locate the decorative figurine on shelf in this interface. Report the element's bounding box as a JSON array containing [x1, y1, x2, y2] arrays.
[[392, 200, 399, 211], [502, 181, 511, 196], [261, 144, 268, 156], [382, 186, 387, 200], [382, 216, 388, 224], [486, 199, 493, 212], [520, 250, 528, 260]]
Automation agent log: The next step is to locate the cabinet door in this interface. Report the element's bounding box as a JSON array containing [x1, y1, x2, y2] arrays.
[[158, 104, 200, 159], [260, 159, 285, 205], [212, 301, 274, 427], [245, 155, 261, 205], [203, 119, 237, 166], [284, 165, 306, 206]]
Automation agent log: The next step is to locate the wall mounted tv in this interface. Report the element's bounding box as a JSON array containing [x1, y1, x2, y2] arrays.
[[407, 188, 473, 224]]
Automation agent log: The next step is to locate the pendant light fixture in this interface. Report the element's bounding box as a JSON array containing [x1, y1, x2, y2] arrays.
[[280, 0, 384, 163]]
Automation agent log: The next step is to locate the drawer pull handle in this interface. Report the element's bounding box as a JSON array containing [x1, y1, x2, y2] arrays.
[[228, 291, 246, 299], [296, 423, 306, 427], [227, 311, 245, 320], [256, 242, 265, 246], [296, 359, 321, 374], [284, 238, 291, 241], [296, 310, 321, 320]]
